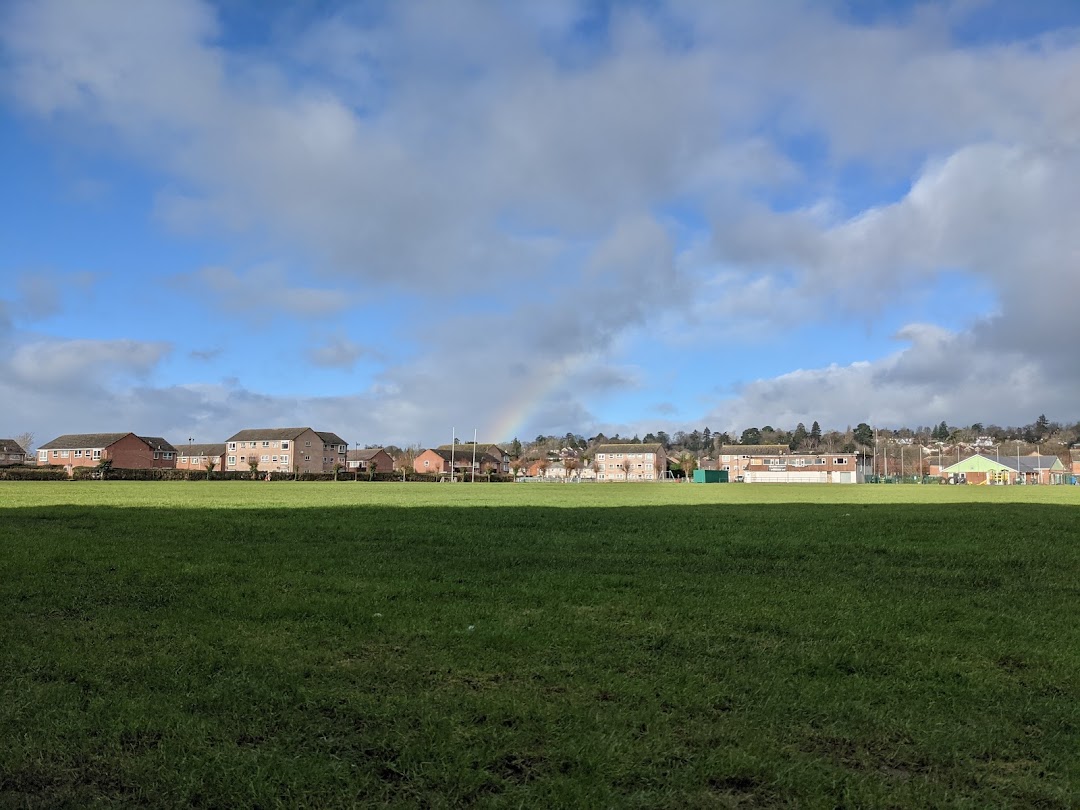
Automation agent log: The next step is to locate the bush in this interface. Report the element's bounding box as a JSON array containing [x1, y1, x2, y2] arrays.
[[0, 466, 69, 481]]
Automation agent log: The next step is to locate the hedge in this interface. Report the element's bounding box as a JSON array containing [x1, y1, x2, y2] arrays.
[[0, 466, 69, 481]]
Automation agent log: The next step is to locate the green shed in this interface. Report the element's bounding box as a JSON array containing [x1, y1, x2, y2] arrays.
[[693, 469, 728, 483]]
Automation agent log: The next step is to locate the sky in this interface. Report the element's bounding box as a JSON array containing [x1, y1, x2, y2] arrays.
[[2, 0, 1080, 449]]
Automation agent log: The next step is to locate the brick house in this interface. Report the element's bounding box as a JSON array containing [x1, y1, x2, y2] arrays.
[[436, 443, 511, 474], [37, 433, 158, 475], [224, 428, 348, 475], [0, 439, 28, 466], [140, 437, 178, 468], [346, 448, 395, 473], [593, 443, 668, 481], [174, 443, 227, 472], [413, 448, 503, 477]]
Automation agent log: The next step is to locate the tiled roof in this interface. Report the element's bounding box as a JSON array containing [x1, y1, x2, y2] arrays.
[[347, 448, 388, 461], [437, 443, 506, 456], [316, 431, 348, 447], [0, 440, 27, 455], [139, 436, 177, 453], [179, 443, 226, 457], [718, 444, 791, 456], [39, 433, 133, 450], [226, 428, 311, 442], [595, 443, 665, 454]]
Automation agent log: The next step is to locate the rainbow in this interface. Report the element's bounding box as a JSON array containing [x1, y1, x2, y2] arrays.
[[485, 356, 584, 445]]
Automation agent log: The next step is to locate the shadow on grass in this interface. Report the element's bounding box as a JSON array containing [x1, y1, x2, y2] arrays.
[[2, 503, 1078, 807]]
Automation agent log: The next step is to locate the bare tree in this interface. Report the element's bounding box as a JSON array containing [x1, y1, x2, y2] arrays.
[[204, 459, 216, 481], [564, 456, 580, 481], [14, 431, 34, 460], [537, 457, 550, 479], [621, 457, 633, 481]]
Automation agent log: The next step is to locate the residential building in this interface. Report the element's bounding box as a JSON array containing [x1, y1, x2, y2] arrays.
[[139, 437, 178, 468], [346, 448, 395, 473], [224, 428, 348, 475], [414, 448, 504, 477], [593, 443, 667, 481], [0, 439, 28, 466], [436, 443, 511, 474], [37, 433, 158, 475], [174, 443, 227, 472]]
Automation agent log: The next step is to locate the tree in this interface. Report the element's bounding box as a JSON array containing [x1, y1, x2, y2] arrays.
[[740, 427, 762, 445], [655, 431, 670, 448], [510, 438, 523, 458], [204, 459, 216, 481], [1035, 414, 1050, 440], [791, 423, 808, 451], [810, 421, 822, 447], [248, 455, 261, 480], [621, 456, 634, 480], [536, 457, 550, 478], [14, 431, 34, 459], [510, 458, 524, 478], [701, 427, 712, 453], [853, 422, 874, 448], [564, 456, 580, 481], [679, 451, 697, 480]]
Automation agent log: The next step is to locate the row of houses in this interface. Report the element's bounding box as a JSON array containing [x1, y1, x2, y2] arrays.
[[5, 432, 1078, 483], [21, 429, 357, 477]]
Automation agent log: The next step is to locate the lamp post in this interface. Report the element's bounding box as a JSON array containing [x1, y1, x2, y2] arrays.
[[900, 444, 905, 482], [1016, 440, 1022, 485], [354, 442, 359, 481]]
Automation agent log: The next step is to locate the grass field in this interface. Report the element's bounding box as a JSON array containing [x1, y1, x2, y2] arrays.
[[2, 481, 1078, 807]]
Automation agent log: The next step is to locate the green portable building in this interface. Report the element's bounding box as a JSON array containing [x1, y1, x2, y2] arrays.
[[692, 469, 728, 483]]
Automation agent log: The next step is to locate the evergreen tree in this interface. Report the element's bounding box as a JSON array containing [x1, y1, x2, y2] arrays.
[[791, 423, 808, 450], [853, 422, 874, 447], [810, 421, 822, 446], [740, 427, 762, 445], [701, 427, 712, 453]]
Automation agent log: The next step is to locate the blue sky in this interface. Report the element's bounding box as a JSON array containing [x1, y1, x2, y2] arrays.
[[2, 0, 1079, 449]]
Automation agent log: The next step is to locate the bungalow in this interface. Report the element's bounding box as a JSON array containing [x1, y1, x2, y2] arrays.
[[225, 428, 348, 475], [37, 433, 158, 475], [174, 443, 227, 472], [414, 448, 503, 478], [0, 439, 27, 466], [346, 448, 395, 474], [941, 453, 1066, 485]]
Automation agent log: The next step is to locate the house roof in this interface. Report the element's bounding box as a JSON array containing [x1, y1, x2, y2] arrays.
[[718, 444, 791, 456], [227, 428, 312, 442], [425, 448, 501, 466], [39, 433, 134, 450], [347, 448, 389, 461], [944, 454, 1065, 473], [436, 443, 506, 456], [180, 443, 226, 457], [0, 440, 27, 455], [316, 431, 348, 447], [139, 436, 177, 453], [595, 443, 665, 454]]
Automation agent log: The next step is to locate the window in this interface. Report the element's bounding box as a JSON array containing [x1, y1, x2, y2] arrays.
[[228, 442, 236, 451], [61, 450, 69, 458], [281, 441, 289, 449], [835, 458, 846, 465], [816, 459, 826, 465], [305, 441, 311, 447], [424, 460, 430, 467], [74, 450, 83, 458], [39, 451, 47, 461], [228, 456, 236, 466], [304, 455, 311, 461], [262, 441, 270, 448], [597, 454, 605, 459], [272, 455, 278, 462], [261, 455, 269, 462], [281, 455, 288, 465], [180, 456, 187, 462], [164, 452, 174, 459], [154, 452, 160, 459], [92, 450, 101, 459]]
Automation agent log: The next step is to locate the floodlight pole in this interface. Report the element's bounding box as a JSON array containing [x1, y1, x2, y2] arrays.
[[471, 428, 477, 483], [451, 428, 456, 482]]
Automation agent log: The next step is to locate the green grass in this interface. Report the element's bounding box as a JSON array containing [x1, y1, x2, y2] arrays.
[[2, 482, 1079, 807]]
